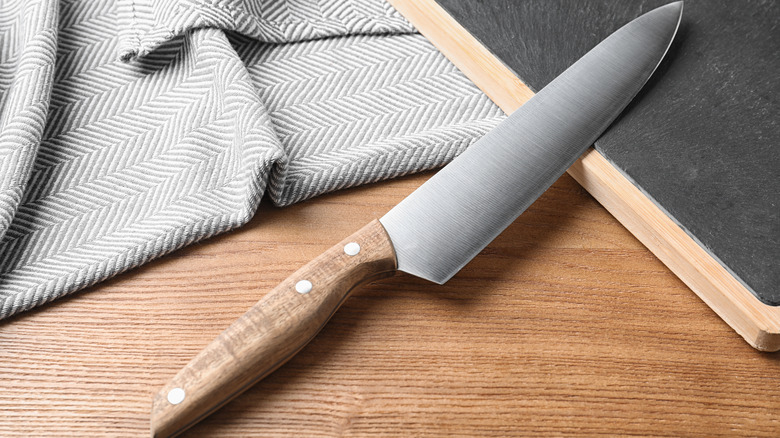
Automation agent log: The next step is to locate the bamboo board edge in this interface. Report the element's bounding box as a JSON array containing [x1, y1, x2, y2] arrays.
[[388, 0, 780, 351]]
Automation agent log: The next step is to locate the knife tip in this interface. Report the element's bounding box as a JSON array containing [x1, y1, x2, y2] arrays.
[[663, 1, 684, 17]]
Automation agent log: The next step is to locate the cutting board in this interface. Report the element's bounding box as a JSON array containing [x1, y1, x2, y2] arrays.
[[388, 0, 780, 350]]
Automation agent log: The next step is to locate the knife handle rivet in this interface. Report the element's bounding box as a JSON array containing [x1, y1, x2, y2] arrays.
[[167, 387, 185, 405], [295, 280, 313, 294], [343, 242, 361, 256]]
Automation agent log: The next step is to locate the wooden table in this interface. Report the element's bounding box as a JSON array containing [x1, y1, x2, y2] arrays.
[[2, 170, 779, 437]]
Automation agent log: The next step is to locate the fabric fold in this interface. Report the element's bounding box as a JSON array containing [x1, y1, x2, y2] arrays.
[[231, 32, 505, 206], [118, 0, 415, 60], [0, 0, 58, 241]]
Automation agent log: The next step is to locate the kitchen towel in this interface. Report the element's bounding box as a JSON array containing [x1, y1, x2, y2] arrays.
[[0, 0, 504, 319]]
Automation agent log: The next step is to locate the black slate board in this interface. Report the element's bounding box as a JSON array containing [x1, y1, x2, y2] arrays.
[[436, 0, 779, 305]]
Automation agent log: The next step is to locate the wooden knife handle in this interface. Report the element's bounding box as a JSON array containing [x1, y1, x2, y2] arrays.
[[150, 219, 397, 438]]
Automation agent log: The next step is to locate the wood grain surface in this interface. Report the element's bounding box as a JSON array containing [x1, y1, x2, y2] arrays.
[[1, 171, 779, 437]]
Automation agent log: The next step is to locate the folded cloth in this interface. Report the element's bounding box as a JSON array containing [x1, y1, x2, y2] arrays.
[[0, 0, 504, 319]]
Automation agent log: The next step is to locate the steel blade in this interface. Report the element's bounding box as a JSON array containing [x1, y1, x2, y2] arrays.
[[379, 2, 683, 284]]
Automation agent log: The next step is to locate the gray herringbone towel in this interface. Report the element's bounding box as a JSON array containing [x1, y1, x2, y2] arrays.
[[0, 0, 504, 319]]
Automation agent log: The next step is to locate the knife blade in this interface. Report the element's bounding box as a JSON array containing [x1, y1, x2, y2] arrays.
[[151, 3, 683, 436]]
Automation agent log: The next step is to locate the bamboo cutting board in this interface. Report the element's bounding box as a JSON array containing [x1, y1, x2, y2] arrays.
[[387, 0, 780, 350]]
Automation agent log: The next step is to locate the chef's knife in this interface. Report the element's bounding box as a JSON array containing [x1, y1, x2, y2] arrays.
[[151, 3, 683, 436]]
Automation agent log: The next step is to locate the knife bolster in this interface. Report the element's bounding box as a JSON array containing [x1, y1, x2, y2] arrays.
[[150, 219, 397, 438]]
